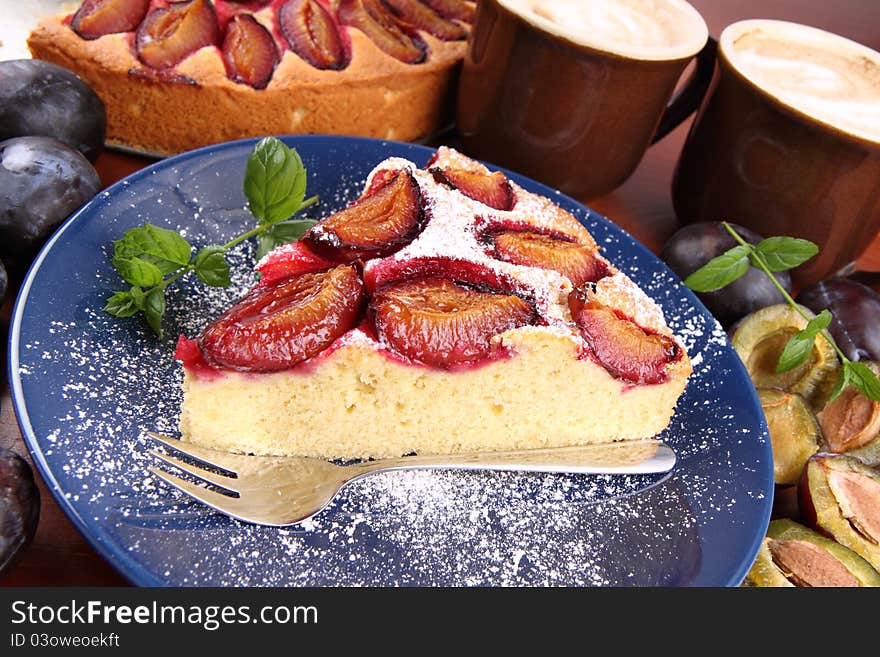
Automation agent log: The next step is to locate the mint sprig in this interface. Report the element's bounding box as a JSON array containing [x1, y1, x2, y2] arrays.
[[775, 310, 831, 373], [684, 221, 880, 402], [103, 137, 318, 337], [244, 136, 307, 226], [683, 244, 750, 292]]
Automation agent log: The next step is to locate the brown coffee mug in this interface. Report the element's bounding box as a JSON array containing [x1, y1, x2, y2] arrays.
[[672, 19, 880, 289], [456, 0, 714, 200]]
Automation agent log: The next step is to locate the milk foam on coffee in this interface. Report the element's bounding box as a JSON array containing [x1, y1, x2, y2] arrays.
[[496, 0, 707, 61], [723, 20, 880, 143]]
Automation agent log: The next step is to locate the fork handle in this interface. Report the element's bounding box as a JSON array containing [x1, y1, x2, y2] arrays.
[[347, 440, 675, 476]]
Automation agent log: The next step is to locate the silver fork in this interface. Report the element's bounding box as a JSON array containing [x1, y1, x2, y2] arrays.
[[147, 432, 676, 526]]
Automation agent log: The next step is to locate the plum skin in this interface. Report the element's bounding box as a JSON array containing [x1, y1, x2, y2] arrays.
[[797, 278, 880, 362], [0, 260, 6, 306], [0, 447, 41, 576], [0, 59, 106, 163], [0, 136, 102, 274], [661, 221, 792, 327]]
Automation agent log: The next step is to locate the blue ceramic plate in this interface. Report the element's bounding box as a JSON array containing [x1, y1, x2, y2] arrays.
[[9, 136, 773, 586]]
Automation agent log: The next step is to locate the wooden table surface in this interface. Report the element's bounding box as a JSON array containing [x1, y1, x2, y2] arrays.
[[2, 0, 879, 587]]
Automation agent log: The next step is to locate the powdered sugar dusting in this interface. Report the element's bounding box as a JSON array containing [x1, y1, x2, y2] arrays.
[[594, 272, 672, 335], [357, 147, 676, 343], [11, 139, 771, 586], [387, 165, 574, 324]]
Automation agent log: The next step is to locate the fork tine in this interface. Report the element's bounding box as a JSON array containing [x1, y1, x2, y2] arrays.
[[149, 466, 291, 527], [149, 466, 248, 515], [150, 449, 239, 493], [146, 432, 245, 473]]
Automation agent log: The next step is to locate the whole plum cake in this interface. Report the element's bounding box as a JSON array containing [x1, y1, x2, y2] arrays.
[[27, 0, 472, 155], [175, 147, 693, 459]]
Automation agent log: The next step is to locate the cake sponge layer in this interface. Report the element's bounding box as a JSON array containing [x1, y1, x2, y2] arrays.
[[179, 328, 691, 460]]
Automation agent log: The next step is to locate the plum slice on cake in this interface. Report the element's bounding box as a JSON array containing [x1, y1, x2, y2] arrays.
[[175, 147, 692, 459]]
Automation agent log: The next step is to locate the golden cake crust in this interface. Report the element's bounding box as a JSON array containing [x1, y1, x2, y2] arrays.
[[27, 11, 467, 156]]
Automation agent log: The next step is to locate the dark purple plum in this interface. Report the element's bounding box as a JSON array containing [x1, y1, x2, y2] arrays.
[[0, 137, 101, 274], [0, 59, 106, 163], [796, 278, 880, 362], [0, 260, 6, 306], [0, 447, 40, 576], [661, 221, 792, 327]]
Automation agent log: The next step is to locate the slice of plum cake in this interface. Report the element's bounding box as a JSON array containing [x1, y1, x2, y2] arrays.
[[175, 146, 692, 459]]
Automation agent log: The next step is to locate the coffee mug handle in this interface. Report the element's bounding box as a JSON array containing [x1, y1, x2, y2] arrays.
[[651, 36, 718, 144]]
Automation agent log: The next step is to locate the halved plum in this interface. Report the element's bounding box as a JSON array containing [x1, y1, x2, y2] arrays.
[[337, 0, 426, 64], [490, 230, 607, 286], [199, 264, 365, 371], [71, 0, 150, 40], [370, 277, 536, 367], [222, 14, 278, 88], [136, 0, 220, 70], [818, 361, 880, 463], [742, 519, 880, 587], [800, 453, 880, 571], [758, 388, 821, 486], [731, 303, 840, 410], [381, 0, 467, 40], [569, 290, 679, 384], [363, 167, 402, 196], [303, 169, 424, 262], [432, 167, 514, 211], [279, 0, 349, 70], [364, 255, 518, 295], [254, 241, 338, 287], [422, 0, 475, 22]]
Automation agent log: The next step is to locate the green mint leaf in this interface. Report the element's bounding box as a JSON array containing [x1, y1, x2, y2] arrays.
[[129, 285, 146, 310], [142, 287, 166, 338], [113, 224, 192, 275], [809, 308, 833, 332], [254, 219, 319, 260], [828, 366, 851, 404], [847, 361, 880, 402], [795, 308, 833, 339], [683, 245, 751, 292], [193, 245, 231, 287], [753, 236, 819, 272], [111, 255, 164, 287], [775, 332, 816, 373], [269, 219, 318, 243], [255, 233, 280, 261], [775, 310, 833, 373], [243, 137, 307, 226], [103, 139, 319, 337], [286, 151, 308, 220], [104, 291, 139, 318]]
